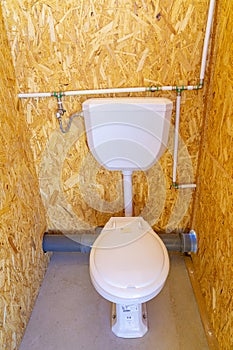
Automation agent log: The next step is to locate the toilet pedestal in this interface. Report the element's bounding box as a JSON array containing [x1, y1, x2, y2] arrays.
[[112, 302, 148, 338], [89, 216, 169, 338]]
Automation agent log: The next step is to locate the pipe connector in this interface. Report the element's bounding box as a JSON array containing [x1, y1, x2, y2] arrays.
[[148, 86, 161, 92], [175, 86, 185, 94], [199, 80, 204, 88], [180, 230, 198, 253], [157, 230, 197, 253], [171, 182, 179, 189], [53, 92, 63, 99]]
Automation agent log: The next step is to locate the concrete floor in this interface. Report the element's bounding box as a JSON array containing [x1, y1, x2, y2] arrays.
[[19, 253, 209, 350]]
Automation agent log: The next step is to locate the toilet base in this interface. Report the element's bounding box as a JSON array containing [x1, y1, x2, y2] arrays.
[[111, 302, 148, 338]]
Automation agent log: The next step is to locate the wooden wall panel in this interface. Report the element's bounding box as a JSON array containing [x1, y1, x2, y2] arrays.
[[1, 0, 210, 233], [2, 0, 232, 348], [0, 7, 49, 349], [192, 1, 233, 348]]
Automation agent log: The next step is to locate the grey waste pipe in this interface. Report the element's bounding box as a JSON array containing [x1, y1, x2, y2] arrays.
[[42, 233, 99, 254], [157, 230, 197, 253], [43, 229, 197, 254]]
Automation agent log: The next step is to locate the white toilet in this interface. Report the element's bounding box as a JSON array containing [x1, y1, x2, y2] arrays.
[[82, 97, 173, 338]]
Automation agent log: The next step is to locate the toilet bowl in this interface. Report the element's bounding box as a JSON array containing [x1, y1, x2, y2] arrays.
[[83, 97, 173, 338], [90, 216, 169, 337]]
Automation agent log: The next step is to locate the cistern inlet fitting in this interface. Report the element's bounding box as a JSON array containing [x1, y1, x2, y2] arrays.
[[55, 93, 66, 117], [53, 92, 83, 133]]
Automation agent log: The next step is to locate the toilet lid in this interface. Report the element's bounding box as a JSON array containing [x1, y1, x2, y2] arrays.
[[90, 217, 169, 291]]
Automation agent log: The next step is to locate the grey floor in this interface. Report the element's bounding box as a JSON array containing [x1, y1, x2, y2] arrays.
[[19, 253, 209, 350]]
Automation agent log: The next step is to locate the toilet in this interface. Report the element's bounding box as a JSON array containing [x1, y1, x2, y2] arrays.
[[82, 97, 173, 338]]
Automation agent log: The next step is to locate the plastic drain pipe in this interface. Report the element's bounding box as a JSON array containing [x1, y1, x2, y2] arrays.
[[42, 229, 197, 254]]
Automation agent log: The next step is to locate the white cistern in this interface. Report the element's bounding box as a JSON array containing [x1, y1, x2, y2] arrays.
[[82, 97, 173, 338]]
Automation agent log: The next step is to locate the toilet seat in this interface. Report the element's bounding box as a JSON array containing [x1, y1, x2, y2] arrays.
[[90, 217, 169, 304]]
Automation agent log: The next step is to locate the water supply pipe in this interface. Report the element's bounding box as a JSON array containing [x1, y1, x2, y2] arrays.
[[42, 229, 197, 254], [169, 0, 215, 189], [173, 183, 197, 189], [172, 92, 181, 185], [171, 91, 197, 189], [18, 85, 201, 99], [200, 0, 216, 82]]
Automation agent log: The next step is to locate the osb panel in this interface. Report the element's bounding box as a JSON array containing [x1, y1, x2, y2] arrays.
[[193, 153, 233, 350], [0, 8, 49, 350], [3, 0, 208, 90], [192, 1, 233, 349], [2, 0, 209, 232], [205, 17, 233, 178]]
